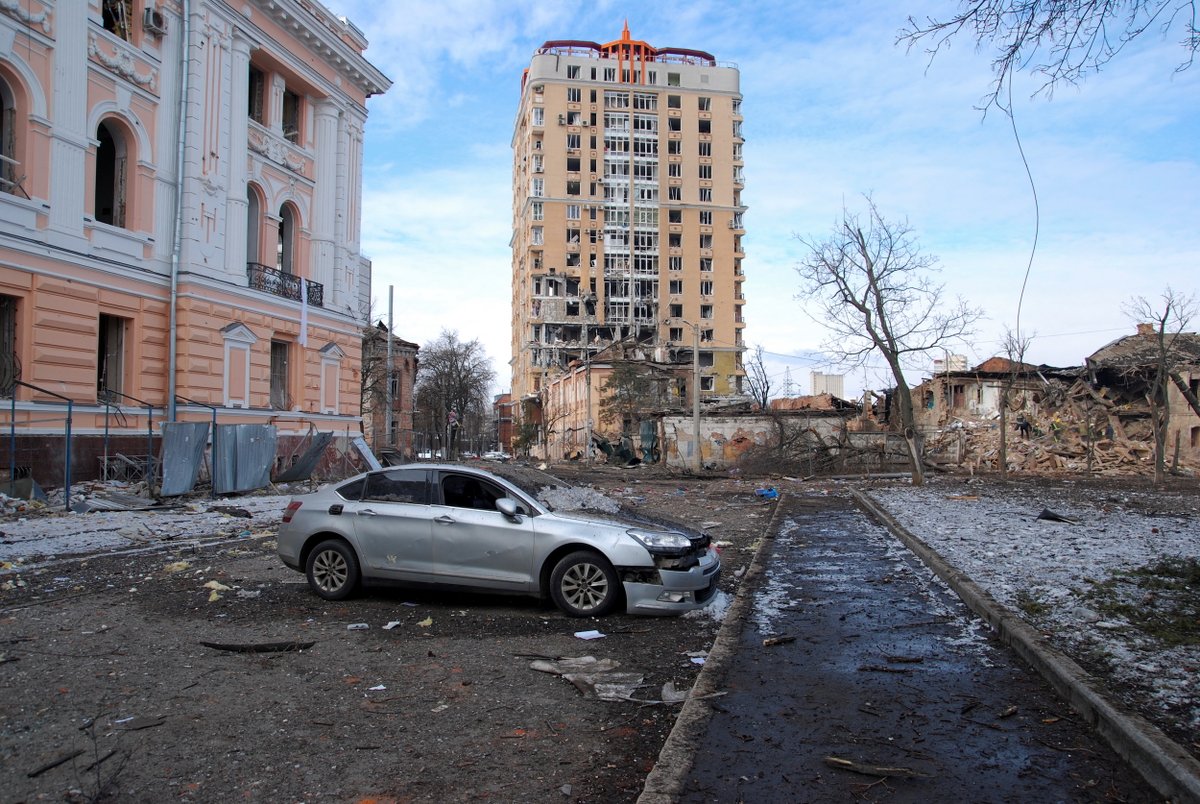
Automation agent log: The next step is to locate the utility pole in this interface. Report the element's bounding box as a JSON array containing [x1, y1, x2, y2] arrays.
[[691, 321, 701, 472]]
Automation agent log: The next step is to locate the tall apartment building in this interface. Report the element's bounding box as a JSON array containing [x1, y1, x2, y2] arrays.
[[510, 25, 746, 452], [0, 1, 388, 487], [810, 371, 845, 399]]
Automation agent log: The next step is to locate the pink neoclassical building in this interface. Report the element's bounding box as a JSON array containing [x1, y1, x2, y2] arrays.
[[0, 1, 389, 489]]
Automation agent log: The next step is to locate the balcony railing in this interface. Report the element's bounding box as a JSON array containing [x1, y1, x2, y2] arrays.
[[247, 263, 324, 307]]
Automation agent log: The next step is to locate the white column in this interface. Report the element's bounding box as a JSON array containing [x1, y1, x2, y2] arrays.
[[224, 33, 252, 279], [310, 100, 340, 301], [46, 8, 89, 245]]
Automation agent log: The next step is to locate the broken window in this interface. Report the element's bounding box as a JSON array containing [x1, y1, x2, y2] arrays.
[[633, 93, 657, 111], [669, 280, 683, 294], [101, 0, 133, 40], [669, 233, 682, 248], [699, 188, 712, 202], [566, 181, 580, 196], [248, 65, 266, 124], [700, 304, 713, 319], [668, 186, 681, 201], [668, 209, 682, 224], [0, 294, 17, 398], [668, 117, 681, 132], [700, 281, 713, 296], [566, 87, 581, 103], [699, 234, 712, 249], [282, 88, 302, 143], [700, 258, 713, 272], [567, 65, 581, 79], [698, 164, 712, 180], [1, 75, 23, 196], [567, 156, 581, 172], [669, 303, 683, 318], [566, 228, 580, 244], [668, 163, 682, 178], [701, 329, 713, 343], [700, 376, 714, 392], [277, 203, 297, 273], [669, 327, 683, 342], [566, 133, 581, 149], [668, 139, 682, 155], [698, 119, 711, 134], [699, 210, 712, 225], [94, 120, 127, 228], [699, 351, 714, 368], [698, 96, 711, 112], [97, 314, 127, 398], [698, 141, 711, 157], [669, 256, 682, 271], [270, 340, 291, 409]]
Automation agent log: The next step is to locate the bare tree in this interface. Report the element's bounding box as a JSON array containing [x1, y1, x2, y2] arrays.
[[997, 327, 1035, 479], [1124, 288, 1197, 484], [744, 345, 772, 410], [414, 330, 495, 460], [900, 1, 1199, 109], [598, 361, 669, 436], [796, 198, 982, 485]]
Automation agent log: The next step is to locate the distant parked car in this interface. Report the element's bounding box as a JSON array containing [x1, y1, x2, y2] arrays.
[[482, 450, 511, 462], [276, 463, 720, 617]]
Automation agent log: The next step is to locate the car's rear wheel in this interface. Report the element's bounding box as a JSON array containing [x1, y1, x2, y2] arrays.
[[306, 539, 360, 600], [550, 551, 621, 617]]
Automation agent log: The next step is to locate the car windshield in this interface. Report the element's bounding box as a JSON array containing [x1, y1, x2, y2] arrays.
[[489, 465, 619, 514]]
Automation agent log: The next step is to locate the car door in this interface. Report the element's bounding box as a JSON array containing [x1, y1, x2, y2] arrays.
[[430, 471, 536, 590], [343, 467, 435, 580]]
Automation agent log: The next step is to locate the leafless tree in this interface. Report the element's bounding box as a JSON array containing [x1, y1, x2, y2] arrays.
[[900, 1, 1199, 110], [997, 327, 1035, 478], [414, 330, 495, 459], [745, 345, 772, 410], [1124, 288, 1197, 484], [796, 197, 982, 485]]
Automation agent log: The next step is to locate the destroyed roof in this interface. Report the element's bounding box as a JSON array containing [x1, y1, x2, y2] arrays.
[[769, 393, 858, 412], [1086, 331, 1200, 370]]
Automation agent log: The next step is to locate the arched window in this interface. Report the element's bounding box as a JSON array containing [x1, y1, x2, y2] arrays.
[[277, 203, 296, 274], [95, 120, 127, 227], [246, 184, 262, 264], [0, 73, 23, 197]]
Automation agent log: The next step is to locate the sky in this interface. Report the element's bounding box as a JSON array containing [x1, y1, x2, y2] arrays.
[[327, 0, 1200, 400]]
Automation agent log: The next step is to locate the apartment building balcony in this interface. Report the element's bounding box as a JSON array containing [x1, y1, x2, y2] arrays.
[[247, 263, 324, 307]]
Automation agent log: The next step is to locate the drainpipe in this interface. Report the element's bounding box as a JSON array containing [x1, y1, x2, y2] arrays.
[[167, 1, 191, 421]]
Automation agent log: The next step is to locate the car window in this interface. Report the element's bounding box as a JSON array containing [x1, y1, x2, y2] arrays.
[[364, 469, 429, 504], [440, 473, 504, 511], [336, 477, 366, 501]]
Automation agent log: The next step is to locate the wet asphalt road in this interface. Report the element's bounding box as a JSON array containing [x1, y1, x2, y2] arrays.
[[680, 493, 1158, 803]]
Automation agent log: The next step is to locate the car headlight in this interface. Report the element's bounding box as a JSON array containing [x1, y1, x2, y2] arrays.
[[628, 529, 692, 555]]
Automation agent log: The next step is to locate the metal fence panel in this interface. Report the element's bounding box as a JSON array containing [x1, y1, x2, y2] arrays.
[[274, 431, 333, 482], [213, 424, 277, 494], [160, 422, 211, 496]]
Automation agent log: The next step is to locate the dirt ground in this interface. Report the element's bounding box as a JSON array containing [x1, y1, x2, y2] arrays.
[[0, 468, 770, 802], [1, 465, 1195, 802]]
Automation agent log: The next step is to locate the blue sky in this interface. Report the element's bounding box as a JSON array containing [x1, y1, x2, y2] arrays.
[[328, 0, 1200, 399]]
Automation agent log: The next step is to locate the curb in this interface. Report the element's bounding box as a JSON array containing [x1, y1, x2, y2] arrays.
[[637, 493, 789, 804], [852, 489, 1200, 804]]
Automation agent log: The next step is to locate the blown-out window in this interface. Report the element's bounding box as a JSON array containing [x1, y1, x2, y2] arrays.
[[94, 120, 128, 228]]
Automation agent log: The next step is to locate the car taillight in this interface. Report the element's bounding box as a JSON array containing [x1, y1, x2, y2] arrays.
[[282, 501, 302, 523]]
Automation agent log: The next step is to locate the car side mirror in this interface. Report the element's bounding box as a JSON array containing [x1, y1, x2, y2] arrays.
[[496, 497, 522, 520]]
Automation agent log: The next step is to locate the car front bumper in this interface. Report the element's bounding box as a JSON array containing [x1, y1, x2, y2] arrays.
[[623, 549, 722, 615]]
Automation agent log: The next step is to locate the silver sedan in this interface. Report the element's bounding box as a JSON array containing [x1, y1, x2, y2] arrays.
[[276, 463, 721, 617]]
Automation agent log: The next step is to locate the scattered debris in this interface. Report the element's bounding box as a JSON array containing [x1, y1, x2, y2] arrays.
[[823, 755, 931, 779], [1036, 508, 1079, 524], [347, 623, 369, 631], [574, 630, 605, 640], [27, 748, 84, 778], [200, 640, 315, 653], [531, 656, 644, 701], [762, 635, 795, 647]]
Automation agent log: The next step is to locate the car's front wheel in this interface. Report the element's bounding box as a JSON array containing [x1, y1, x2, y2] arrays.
[[306, 539, 360, 600], [549, 551, 621, 617]]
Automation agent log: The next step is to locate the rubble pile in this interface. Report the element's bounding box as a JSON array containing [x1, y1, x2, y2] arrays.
[[926, 379, 1194, 476]]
